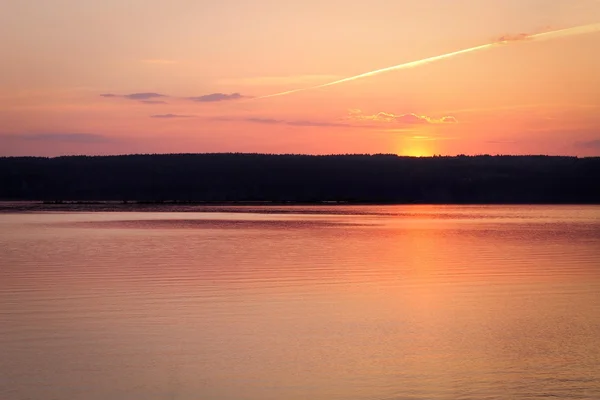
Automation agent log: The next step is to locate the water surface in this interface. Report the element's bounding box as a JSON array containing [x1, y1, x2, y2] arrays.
[[1, 205, 599, 400]]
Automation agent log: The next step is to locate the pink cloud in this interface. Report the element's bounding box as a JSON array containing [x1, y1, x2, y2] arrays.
[[348, 109, 458, 125]]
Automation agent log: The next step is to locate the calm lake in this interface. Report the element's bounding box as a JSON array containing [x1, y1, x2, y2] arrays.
[[1, 205, 599, 400]]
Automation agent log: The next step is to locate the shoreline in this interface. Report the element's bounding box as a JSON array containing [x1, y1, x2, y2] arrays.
[[1, 200, 599, 214]]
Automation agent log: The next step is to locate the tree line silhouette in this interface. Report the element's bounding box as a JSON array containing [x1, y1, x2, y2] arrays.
[[1, 153, 599, 203]]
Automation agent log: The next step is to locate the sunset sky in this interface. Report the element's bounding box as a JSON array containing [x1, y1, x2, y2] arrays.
[[1, 0, 599, 157]]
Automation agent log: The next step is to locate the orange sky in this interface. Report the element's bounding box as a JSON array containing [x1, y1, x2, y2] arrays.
[[1, 0, 599, 156]]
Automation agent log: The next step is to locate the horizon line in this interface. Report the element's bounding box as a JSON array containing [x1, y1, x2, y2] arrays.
[[0, 152, 595, 159]]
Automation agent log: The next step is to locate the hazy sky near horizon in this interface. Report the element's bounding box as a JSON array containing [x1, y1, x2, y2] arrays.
[[1, 0, 599, 156]]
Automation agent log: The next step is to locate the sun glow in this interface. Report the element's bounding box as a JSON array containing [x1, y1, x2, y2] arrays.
[[398, 138, 436, 157]]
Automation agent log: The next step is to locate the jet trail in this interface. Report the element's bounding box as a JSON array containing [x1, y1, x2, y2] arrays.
[[255, 23, 600, 100], [528, 22, 600, 41]]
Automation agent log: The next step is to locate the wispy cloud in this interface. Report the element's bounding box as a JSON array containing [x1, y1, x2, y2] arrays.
[[139, 100, 168, 104], [438, 103, 600, 115], [410, 136, 435, 141], [348, 109, 458, 125], [123, 93, 166, 100], [101, 91, 246, 104], [219, 75, 340, 86], [575, 139, 600, 149], [140, 59, 178, 65], [4, 133, 111, 143], [486, 139, 518, 144], [151, 114, 194, 119], [211, 116, 358, 128], [494, 33, 533, 43], [209, 111, 455, 130], [188, 93, 246, 102], [100, 92, 168, 104]]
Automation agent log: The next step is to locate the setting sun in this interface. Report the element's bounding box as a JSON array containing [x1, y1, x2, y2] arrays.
[[396, 136, 437, 157]]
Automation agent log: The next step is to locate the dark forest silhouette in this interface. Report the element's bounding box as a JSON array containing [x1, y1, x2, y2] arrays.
[[1, 153, 599, 203]]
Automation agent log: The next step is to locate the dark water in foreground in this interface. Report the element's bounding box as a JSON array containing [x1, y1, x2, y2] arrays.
[[1, 205, 599, 400]]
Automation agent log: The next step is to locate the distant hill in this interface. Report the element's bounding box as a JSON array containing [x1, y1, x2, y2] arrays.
[[1, 153, 599, 203]]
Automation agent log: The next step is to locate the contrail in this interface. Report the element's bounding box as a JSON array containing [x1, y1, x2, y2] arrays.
[[255, 23, 600, 100]]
